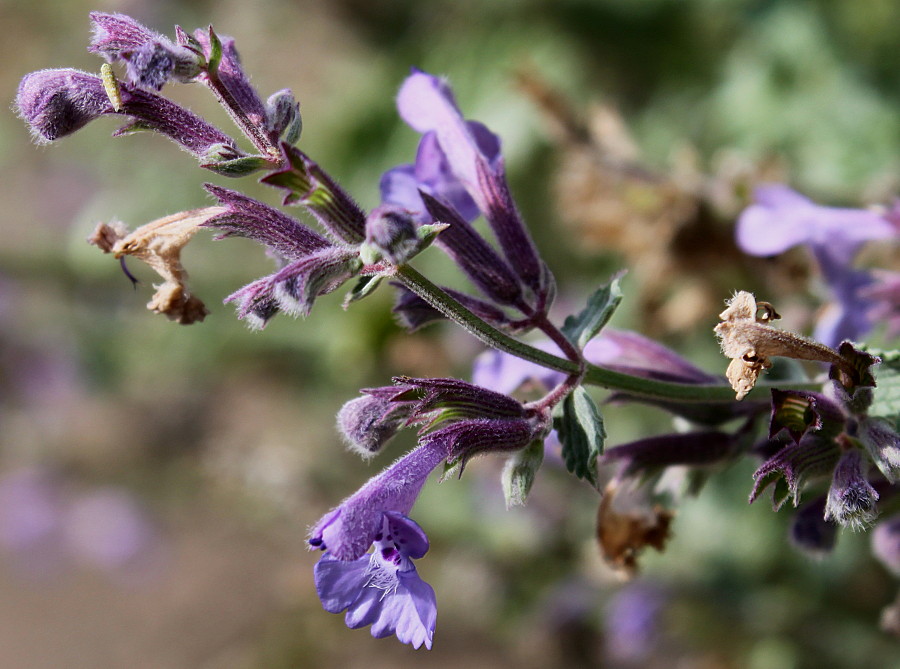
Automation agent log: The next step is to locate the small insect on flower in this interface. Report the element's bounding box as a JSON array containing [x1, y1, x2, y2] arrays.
[[100, 63, 123, 112]]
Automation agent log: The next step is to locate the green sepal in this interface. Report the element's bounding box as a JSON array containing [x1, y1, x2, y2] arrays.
[[553, 386, 606, 489], [770, 390, 822, 444], [113, 120, 157, 136], [206, 26, 223, 75], [561, 271, 625, 348], [440, 458, 463, 481], [343, 275, 384, 308], [201, 154, 272, 178], [283, 114, 303, 146], [501, 439, 545, 507], [416, 223, 449, 249]]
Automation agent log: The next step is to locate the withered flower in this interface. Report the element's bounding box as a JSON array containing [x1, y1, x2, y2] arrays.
[[714, 291, 849, 400], [88, 207, 225, 324]]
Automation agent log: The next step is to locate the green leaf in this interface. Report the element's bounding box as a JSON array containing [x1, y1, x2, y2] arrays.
[[343, 275, 384, 308], [501, 439, 544, 507], [867, 348, 900, 430], [561, 271, 625, 348], [554, 386, 606, 489]]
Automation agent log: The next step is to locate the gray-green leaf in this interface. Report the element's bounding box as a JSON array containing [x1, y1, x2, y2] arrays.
[[561, 271, 625, 348], [501, 439, 545, 507], [554, 386, 606, 489]]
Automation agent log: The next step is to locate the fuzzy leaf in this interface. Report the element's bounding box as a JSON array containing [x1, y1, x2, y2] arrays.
[[501, 439, 544, 507], [561, 271, 625, 348], [554, 386, 606, 488]]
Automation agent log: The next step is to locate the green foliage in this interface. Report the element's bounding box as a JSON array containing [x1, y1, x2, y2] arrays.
[[554, 386, 606, 488], [560, 271, 624, 349]]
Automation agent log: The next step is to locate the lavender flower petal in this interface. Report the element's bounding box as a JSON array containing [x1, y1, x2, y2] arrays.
[[309, 441, 446, 560], [314, 514, 437, 649], [737, 184, 895, 261]]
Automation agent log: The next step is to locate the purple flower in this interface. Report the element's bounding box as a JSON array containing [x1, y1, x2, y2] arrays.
[[314, 512, 436, 649], [750, 435, 841, 510], [735, 184, 898, 346], [473, 328, 718, 396], [309, 439, 447, 561], [191, 27, 272, 141], [0, 467, 159, 577], [872, 513, 900, 577], [203, 184, 333, 260], [387, 69, 550, 299], [381, 131, 483, 224], [88, 12, 201, 90], [861, 270, 900, 341], [16, 69, 240, 163], [224, 246, 361, 329], [604, 582, 666, 663], [336, 393, 413, 457], [262, 145, 368, 245], [824, 449, 880, 530]]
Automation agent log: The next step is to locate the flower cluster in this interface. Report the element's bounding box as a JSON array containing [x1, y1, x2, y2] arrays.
[[16, 11, 900, 648]]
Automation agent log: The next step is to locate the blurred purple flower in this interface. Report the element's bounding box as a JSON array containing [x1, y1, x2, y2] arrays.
[[604, 582, 666, 664], [473, 328, 717, 397], [0, 467, 159, 577], [314, 512, 436, 649], [872, 513, 900, 577], [64, 488, 157, 570], [736, 184, 898, 346], [0, 468, 65, 571]]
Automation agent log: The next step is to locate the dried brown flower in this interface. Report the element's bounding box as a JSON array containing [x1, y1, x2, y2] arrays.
[[88, 207, 225, 324], [714, 291, 848, 400], [596, 479, 674, 577]]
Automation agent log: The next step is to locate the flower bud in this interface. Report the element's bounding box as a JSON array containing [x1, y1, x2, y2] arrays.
[[364, 205, 420, 265], [16, 69, 111, 143], [824, 449, 879, 530], [265, 89, 302, 144], [89, 12, 201, 90], [337, 395, 411, 457]]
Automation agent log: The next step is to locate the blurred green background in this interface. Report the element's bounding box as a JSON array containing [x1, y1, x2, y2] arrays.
[[2, 0, 899, 666]]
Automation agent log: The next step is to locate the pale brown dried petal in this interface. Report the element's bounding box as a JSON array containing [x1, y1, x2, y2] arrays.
[[88, 206, 226, 324], [596, 480, 674, 577], [715, 291, 847, 400]]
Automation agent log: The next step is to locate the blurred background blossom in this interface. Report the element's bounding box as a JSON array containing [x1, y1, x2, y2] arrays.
[[2, 0, 900, 666]]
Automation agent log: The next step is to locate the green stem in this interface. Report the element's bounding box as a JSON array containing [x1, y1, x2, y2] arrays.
[[395, 264, 821, 404]]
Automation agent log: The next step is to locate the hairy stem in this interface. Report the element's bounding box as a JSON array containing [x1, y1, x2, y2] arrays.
[[396, 264, 819, 403]]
